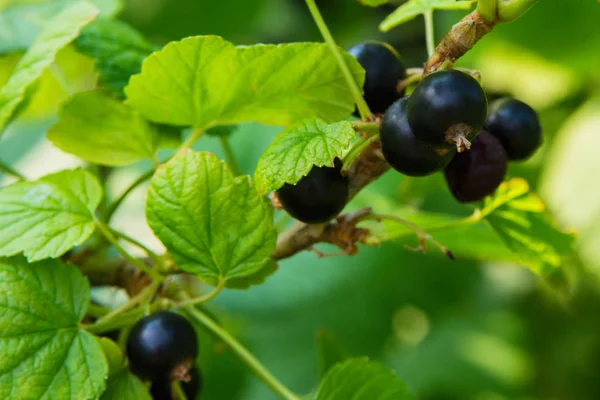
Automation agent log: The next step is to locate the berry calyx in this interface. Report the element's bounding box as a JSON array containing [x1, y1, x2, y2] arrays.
[[380, 97, 456, 176], [126, 311, 198, 381], [276, 158, 349, 224], [444, 131, 508, 203], [348, 41, 407, 114], [407, 70, 487, 151], [484, 97, 542, 161]]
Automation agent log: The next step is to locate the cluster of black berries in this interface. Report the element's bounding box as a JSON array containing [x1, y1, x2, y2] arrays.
[[275, 41, 542, 224], [126, 311, 202, 399]]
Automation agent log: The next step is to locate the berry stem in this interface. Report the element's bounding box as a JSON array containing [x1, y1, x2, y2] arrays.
[[219, 135, 241, 176], [184, 307, 302, 400], [304, 0, 373, 121], [423, 9, 436, 58], [0, 160, 26, 180], [342, 133, 379, 172], [104, 168, 155, 223], [108, 227, 162, 263], [173, 278, 225, 309], [84, 308, 145, 334], [95, 219, 164, 282], [172, 381, 189, 400], [477, 0, 497, 23]]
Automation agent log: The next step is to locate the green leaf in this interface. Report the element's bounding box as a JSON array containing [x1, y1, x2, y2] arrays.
[[146, 150, 277, 287], [125, 36, 365, 129], [254, 118, 355, 194], [0, 169, 102, 261], [100, 370, 151, 400], [0, 256, 108, 399], [0, 0, 121, 54], [48, 90, 163, 166], [315, 358, 415, 400], [379, 0, 474, 32], [0, 1, 99, 133], [98, 337, 124, 377], [316, 329, 348, 379], [74, 18, 156, 95], [358, 0, 389, 7]]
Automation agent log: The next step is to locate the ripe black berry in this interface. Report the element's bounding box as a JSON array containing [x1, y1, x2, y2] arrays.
[[150, 367, 203, 400], [348, 41, 407, 114], [127, 311, 198, 381], [407, 70, 487, 150], [276, 158, 349, 224], [380, 97, 456, 176], [484, 97, 542, 161], [444, 131, 508, 203]]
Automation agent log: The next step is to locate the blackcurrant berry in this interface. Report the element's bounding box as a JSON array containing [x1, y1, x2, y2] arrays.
[[348, 41, 407, 114], [150, 367, 202, 400], [444, 131, 508, 203], [484, 97, 542, 161], [380, 97, 456, 176], [276, 158, 349, 224], [407, 70, 487, 150], [127, 311, 198, 381]]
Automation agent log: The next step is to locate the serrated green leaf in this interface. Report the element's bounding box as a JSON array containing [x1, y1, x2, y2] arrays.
[[98, 337, 124, 377], [0, 256, 108, 399], [379, 0, 474, 32], [0, 1, 99, 134], [100, 370, 151, 400], [225, 259, 279, 290], [0, 169, 102, 261], [0, 0, 121, 54], [48, 90, 163, 166], [146, 150, 277, 287], [125, 35, 365, 129], [315, 358, 415, 400], [254, 118, 355, 194], [74, 18, 156, 95]]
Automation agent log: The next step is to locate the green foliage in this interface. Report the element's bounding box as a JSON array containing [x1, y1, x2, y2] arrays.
[[124, 35, 365, 129], [0, 1, 99, 134], [98, 338, 124, 376], [146, 150, 277, 287], [0, 256, 107, 399], [48, 90, 165, 166], [254, 118, 355, 194], [379, 0, 474, 32], [315, 358, 415, 400], [74, 18, 156, 95], [100, 370, 151, 400], [0, 169, 101, 261], [359, 0, 389, 7]]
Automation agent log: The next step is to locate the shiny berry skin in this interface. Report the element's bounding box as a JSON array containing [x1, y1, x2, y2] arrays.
[[276, 158, 349, 224], [348, 41, 407, 114], [380, 97, 456, 176], [407, 70, 487, 145], [127, 311, 198, 381], [444, 131, 507, 203], [150, 367, 202, 400], [484, 97, 542, 161]]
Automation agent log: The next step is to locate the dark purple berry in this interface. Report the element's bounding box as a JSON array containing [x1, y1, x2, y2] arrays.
[[348, 41, 407, 114], [127, 311, 198, 381], [444, 131, 507, 203], [276, 158, 349, 224], [407, 70, 487, 149], [380, 97, 456, 176], [484, 97, 542, 161]]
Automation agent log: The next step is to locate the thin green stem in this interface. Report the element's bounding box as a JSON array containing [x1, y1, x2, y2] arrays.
[[219, 135, 241, 176], [342, 133, 379, 172], [304, 0, 373, 121], [184, 307, 301, 400], [84, 308, 144, 334], [424, 9, 436, 58], [104, 169, 155, 223], [0, 160, 26, 180], [352, 121, 380, 135], [95, 220, 164, 282], [86, 303, 110, 318], [477, 0, 498, 22], [172, 382, 189, 400], [173, 278, 225, 309], [109, 227, 161, 262], [181, 127, 207, 150], [94, 281, 161, 327]]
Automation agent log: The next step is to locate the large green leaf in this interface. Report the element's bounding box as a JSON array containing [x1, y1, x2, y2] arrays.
[[0, 0, 121, 54], [315, 358, 415, 400], [0, 256, 108, 399], [0, 1, 99, 133], [74, 18, 156, 95], [125, 35, 365, 129], [146, 150, 277, 287], [100, 370, 150, 400], [0, 169, 102, 261], [379, 0, 474, 32], [48, 90, 162, 166], [254, 118, 355, 194]]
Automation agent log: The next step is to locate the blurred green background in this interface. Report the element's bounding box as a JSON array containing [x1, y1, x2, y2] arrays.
[[1, 0, 600, 399]]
